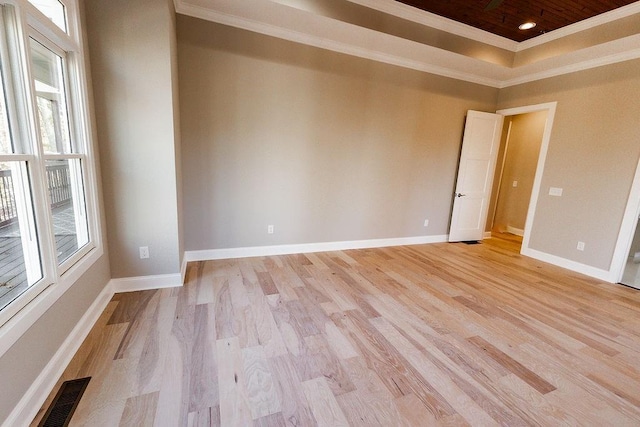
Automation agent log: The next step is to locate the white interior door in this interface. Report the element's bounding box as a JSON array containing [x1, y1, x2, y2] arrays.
[[449, 111, 503, 242]]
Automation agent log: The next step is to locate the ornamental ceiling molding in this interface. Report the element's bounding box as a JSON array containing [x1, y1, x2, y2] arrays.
[[174, 0, 640, 88]]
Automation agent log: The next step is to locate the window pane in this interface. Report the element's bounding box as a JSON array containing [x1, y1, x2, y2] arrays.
[[46, 159, 88, 264], [28, 0, 66, 33], [0, 162, 42, 311], [30, 38, 72, 154]]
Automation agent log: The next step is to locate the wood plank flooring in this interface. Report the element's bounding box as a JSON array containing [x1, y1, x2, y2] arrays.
[[32, 238, 640, 426]]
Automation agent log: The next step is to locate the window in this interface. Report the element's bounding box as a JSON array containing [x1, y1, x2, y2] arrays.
[[28, 0, 66, 33], [30, 38, 89, 264], [0, 0, 99, 324]]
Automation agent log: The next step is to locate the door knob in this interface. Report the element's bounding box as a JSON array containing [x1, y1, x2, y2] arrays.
[[455, 192, 466, 197]]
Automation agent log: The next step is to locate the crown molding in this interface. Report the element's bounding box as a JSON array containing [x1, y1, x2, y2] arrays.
[[345, 0, 518, 52], [502, 34, 640, 87], [175, 0, 504, 87], [517, 1, 640, 51], [175, 0, 640, 89]]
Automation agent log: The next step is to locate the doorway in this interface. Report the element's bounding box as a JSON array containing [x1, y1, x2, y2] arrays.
[[448, 103, 557, 251], [620, 220, 640, 288], [613, 156, 640, 288], [486, 110, 548, 251], [489, 103, 557, 255]]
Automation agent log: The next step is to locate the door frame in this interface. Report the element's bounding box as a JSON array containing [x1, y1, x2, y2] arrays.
[[494, 102, 557, 255], [611, 157, 640, 284]]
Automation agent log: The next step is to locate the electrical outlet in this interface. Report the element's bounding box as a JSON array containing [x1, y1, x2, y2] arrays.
[[549, 187, 563, 197], [424, 219, 429, 227], [577, 241, 585, 251], [512, 180, 518, 187], [268, 225, 274, 234], [139, 246, 149, 259]]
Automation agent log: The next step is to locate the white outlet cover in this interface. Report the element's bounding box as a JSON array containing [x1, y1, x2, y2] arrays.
[[512, 180, 518, 187], [424, 219, 429, 227], [549, 187, 563, 197], [577, 241, 585, 251], [139, 246, 149, 259]]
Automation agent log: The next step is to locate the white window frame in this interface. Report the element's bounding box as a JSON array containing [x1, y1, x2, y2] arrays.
[[0, 0, 103, 358]]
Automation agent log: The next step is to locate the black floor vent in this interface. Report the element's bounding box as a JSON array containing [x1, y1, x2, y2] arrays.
[[461, 241, 481, 245], [39, 377, 91, 427]]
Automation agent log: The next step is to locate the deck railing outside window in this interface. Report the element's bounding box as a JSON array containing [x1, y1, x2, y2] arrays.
[[0, 170, 17, 226], [0, 162, 72, 227]]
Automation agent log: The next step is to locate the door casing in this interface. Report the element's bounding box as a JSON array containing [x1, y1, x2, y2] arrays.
[[495, 102, 557, 256]]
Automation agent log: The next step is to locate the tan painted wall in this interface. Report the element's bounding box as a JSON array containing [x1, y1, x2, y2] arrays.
[[85, 0, 181, 277], [0, 0, 111, 422], [492, 111, 546, 233], [486, 119, 510, 233], [498, 58, 640, 270], [170, 8, 185, 271], [177, 16, 498, 251]]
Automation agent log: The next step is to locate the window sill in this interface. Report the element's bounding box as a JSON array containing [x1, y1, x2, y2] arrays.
[[0, 244, 104, 358]]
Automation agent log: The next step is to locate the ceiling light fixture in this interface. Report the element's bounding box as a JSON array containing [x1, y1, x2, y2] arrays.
[[519, 21, 536, 30]]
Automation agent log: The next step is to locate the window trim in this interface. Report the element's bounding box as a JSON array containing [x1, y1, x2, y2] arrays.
[[0, 0, 103, 357], [30, 31, 93, 268]]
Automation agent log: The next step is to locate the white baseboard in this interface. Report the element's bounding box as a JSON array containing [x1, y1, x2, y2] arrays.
[[521, 247, 614, 282], [4, 273, 184, 426], [110, 273, 183, 293], [184, 235, 449, 262], [3, 282, 114, 427], [506, 226, 525, 236]]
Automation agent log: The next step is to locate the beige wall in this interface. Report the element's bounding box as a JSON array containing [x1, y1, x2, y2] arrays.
[[85, 0, 182, 277], [177, 16, 498, 251], [498, 58, 640, 270], [170, 10, 185, 271], [492, 111, 546, 232], [0, 0, 111, 422]]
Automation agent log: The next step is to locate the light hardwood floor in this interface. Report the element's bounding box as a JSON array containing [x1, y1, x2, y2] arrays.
[[32, 238, 640, 426]]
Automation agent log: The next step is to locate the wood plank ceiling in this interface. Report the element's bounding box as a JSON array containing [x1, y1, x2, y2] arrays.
[[396, 0, 638, 41]]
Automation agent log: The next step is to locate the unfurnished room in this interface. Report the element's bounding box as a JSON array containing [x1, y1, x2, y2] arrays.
[[1, 0, 640, 425]]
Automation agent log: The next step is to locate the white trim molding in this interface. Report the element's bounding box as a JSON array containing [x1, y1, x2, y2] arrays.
[[506, 226, 524, 237], [3, 271, 183, 427], [345, 0, 518, 51], [174, 0, 640, 89], [496, 102, 557, 257], [611, 154, 640, 284], [2, 282, 114, 427], [0, 247, 103, 359], [184, 235, 449, 263], [109, 273, 183, 293], [174, 0, 503, 87], [517, 1, 640, 51], [500, 35, 640, 88], [522, 247, 615, 283]]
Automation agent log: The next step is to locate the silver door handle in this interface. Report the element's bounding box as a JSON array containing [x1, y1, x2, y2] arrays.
[[455, 193, 466, 197]]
